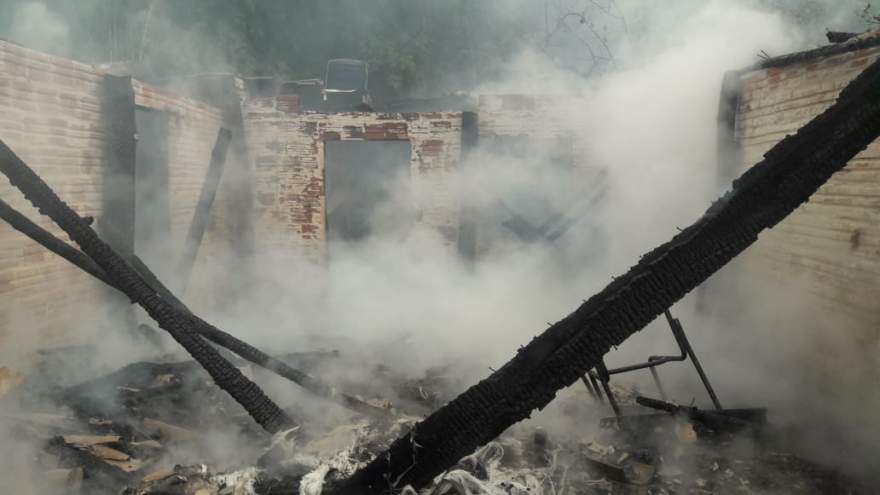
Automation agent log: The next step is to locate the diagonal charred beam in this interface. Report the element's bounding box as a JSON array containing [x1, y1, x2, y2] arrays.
[[333, 58, 880, 493], [130, 256, 391, 419], [0, 196, 387, 419], [0, 142, 294, 434], [0, 198, 115, 288], [177, 127, 231, 294]]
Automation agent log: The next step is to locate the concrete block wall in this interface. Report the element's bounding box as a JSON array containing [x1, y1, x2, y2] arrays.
[[733, 44, 880, 331], [243, 97, 463, 262]]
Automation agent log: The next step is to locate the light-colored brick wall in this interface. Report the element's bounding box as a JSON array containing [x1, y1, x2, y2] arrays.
[[243, 97, 462, 262], [733, 45, 880, 331], [0, 40, 110, 349], [0, 41, 232, 350], [478, 94, 581, 142]]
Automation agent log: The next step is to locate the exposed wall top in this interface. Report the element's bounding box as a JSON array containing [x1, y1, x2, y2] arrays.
[[754, 31, 880, 70]]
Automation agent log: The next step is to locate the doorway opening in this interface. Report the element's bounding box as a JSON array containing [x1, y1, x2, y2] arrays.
[[324, 140, 413, 251]]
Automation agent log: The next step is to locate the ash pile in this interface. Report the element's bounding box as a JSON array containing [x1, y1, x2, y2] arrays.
[[0, 346, 869, 495]]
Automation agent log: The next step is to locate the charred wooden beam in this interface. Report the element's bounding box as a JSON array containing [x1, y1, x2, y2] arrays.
[[0, 141, 294, 434], [177, 127, 231, 294], [333, 57, 880, 493], [0, 197, 387, 419]]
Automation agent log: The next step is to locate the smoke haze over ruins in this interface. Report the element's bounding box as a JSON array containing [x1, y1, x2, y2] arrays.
[[0, 1, 878, 493]]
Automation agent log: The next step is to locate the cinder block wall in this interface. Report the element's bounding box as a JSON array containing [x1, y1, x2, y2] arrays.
[[243, 96, 463, 262], [733, 43, 880, 331], [0, 41, 233, 351]]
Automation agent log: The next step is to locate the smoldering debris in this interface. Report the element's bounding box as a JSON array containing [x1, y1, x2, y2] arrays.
[[0, 346, 448, 494], [1, 356, 871, 495], [1, 6, 880, 492]]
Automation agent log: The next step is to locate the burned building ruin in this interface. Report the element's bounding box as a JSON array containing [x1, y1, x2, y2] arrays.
[[0, 23, 879, 495]]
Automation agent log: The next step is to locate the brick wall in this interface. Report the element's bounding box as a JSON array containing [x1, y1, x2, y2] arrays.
[[243, 97, 462, 262], [0, 40, 110, 350], [732, 44, 880, 332], [477, 93, 596, 173], [473, 94, 602, 255], [0, 41, 233, 352]]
